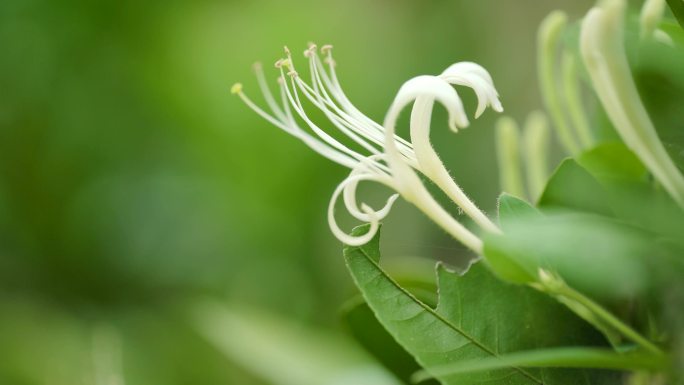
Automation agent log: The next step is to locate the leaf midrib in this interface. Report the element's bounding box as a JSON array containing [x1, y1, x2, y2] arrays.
[[354, 245, 543, 385]]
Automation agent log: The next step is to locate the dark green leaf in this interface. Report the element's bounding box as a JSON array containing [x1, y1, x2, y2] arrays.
[[344, 225, 618, 385], [666, 0, 684, 30]]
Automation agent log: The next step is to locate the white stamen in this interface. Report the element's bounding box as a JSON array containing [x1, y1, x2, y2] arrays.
[[253, 62, 288, 121]]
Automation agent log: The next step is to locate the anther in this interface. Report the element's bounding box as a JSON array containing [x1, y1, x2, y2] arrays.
[[252, 62, 262, 71], [275, 58, 291, 69], [324, 57, 337, 67], [283, 46, 291, 56], [321, 44, 333, 54], [287, 70, 298, 77], [230, 83, 243, 94], [277, 76, 285, 85], [304, 45, 316, 58]]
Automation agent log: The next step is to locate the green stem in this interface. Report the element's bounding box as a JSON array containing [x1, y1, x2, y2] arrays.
[[557, 283, 665, 356]]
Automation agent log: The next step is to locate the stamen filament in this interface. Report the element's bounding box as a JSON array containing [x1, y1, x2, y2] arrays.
[[235, 87, 358, 168], [253, 62, 288, 122]]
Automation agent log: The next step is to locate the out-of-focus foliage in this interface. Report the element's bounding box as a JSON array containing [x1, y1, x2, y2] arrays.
[[0, 0, 599, 384]]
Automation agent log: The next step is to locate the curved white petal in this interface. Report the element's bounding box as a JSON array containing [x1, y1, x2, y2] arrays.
[[328, 173, 392, 246], [441, 61, 494, 84], [440, 62, 503, 118], [342, 160, 399, 222], [385, 75, 469, 133]]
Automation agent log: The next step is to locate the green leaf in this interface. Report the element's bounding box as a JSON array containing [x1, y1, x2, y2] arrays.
[[412, 348, 668, 383], [344, 225, 619, 385], [576, 142, 648, 183], [577, 143, 684, 248], [485, 193, 542, 284], [484, 213, 655, 301], [665, 0, 684, 37], [497, 193, 541, 232], [538, 159, 613, 216]]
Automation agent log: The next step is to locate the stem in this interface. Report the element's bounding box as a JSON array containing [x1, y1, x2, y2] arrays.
[[558, 283, 665, 356]]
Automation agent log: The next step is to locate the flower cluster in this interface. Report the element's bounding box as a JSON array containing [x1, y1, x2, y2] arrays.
[[232, 44, 503, 252]]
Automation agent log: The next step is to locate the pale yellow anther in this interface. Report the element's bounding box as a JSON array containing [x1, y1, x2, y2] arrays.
[[321, 44, 333, 54], [324, 57, 336, 67], [304, 45, 317, 58], [287, 70, 298, 77], [275, 58, 292, 69], [277, 76, 285, 85], [283, 46, 291, 56], [230, 83, 243, 94], [252, 62, 262, 71]]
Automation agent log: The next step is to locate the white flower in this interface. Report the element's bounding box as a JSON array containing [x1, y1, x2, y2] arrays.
[[233, 44, 503, 252], [580, 0, 684, 206]]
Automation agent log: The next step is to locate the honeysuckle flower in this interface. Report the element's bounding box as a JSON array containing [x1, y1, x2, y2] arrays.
[[580, 0, 684, 206], [233, 44, 503, 251], [538, 11, 596, 155]]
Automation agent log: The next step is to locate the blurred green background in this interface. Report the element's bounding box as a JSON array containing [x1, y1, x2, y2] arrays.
[[0, 0, 598, 384]]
